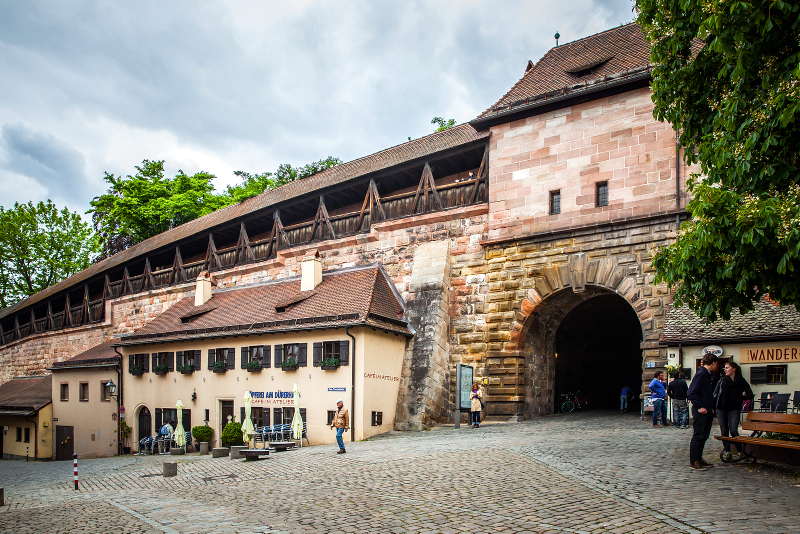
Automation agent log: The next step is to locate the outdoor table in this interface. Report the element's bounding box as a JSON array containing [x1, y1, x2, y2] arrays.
[[241, 449, 270, 461], [269, 441, 296, 452]]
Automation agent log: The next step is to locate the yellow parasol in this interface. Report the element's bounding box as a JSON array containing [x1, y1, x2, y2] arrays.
[[291, 382, 303, 442], [174, 399, 186, 447], [242, 391, 255, 446]]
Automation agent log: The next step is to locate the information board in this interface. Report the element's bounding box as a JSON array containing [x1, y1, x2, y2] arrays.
[[458, 364, 474, 411]]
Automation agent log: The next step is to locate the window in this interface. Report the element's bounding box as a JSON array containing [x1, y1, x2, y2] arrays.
[[153, 352, 173, 373], [596, 181, 608, 207], [275, 343, 307, 367], [211, 348, 233, 370], [244, 345, 271, 369], [549, 190, 561, 215], [250, 407, 269, 428], [205, 409, 210, 422], [79, 382, 89, 402], [274, 408, 306, 426], [100, 381, 111, 402], [327, 410, 336, 426], [371, 411, 383, 426], [24, 427, 30, 443], [130, 353, 148, 374], [767, 365, 788, 384], [177, 349, 201, 371], [16, 427, 21, 442], [313, 340, 349, 367], [60, 383, 69, 401]]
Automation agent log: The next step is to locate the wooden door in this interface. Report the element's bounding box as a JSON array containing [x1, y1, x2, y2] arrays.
[[55, 426, 74, 461], [138, 407, 151, 441], [221, 401, 234, 435]]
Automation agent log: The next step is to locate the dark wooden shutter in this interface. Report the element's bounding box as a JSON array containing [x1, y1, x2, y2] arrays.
[[167, 352, 174, 372], [750, 366, 768, 384], [298, 343, 308, 367], [264, 408, 270, 426], [155, 408, 163, 430], [128, 354, 134, 374], [300, 408, 306, 422], [313, 342, 323, 366], [176, 351, 183, 369], [274, 345, 283, 366], [240, 407, 245, 423], [226, 348, 235, 369], [262, 345, 271, 368], [151, 353, 158, 370], [340, 340, 349, 365], [143, 353, 149, 372], [193, 350, 201, 370], [182, 409, 191, 433], [241, 346, 249, 369], [273, 408, 282, 425], [208, 349, 215, 370]]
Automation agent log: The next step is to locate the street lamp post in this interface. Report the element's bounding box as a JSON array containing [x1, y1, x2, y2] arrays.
[[105, 380, 121, 455]]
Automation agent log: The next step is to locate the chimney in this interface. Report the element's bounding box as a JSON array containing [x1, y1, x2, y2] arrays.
[[300, 251, 322, 291], [194, 271, 216, 306]]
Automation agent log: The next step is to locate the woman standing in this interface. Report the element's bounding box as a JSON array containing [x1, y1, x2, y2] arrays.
[[715, 361, 754, 460], [470, 383, 483, 428]]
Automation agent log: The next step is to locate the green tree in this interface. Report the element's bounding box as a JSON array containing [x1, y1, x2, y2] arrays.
[[0, 200, 100, 308], [88, 160, 229, 259], [224, 156, 342, 203], [431, 117, 456, 131], [637, 0, 800, 320]]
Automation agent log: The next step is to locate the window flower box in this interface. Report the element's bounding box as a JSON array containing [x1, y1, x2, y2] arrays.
[[212, 361, 227, 373], [320, 357, 340, 371], [154, 365, 168, 376], [245, 361, 262, 373], [179, 364, 194, 375], [131, 365, 144, 376], [281, 357, 299, 371]]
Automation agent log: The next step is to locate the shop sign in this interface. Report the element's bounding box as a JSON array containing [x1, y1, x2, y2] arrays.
[[328, 387, 346, 392], [739, 345, 800, 364], [702, 345, 723, 357], [248, 390, 296, 406]]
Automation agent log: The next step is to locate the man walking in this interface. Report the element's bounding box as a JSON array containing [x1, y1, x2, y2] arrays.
[[667, 371, 689, 429], [687, 353, 719, 470], [649, 371, 669, 427], [620, 385, 634, 413], [330, 399, 349, 454]]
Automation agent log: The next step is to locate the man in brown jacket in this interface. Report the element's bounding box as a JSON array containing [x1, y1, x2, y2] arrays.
[[330, 399, 349, 454]]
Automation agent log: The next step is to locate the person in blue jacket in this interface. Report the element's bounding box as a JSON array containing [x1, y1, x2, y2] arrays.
[[649, 371, 669, 427], [687, 353, 719, 471]]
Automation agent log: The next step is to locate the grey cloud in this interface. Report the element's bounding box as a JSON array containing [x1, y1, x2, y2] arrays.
[[0, 123, 92, 210]]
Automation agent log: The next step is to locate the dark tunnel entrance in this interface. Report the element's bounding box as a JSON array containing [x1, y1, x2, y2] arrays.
[[554, 293, 643, 412]]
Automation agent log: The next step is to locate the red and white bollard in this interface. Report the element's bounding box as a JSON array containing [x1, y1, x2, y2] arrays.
[[73, 453, 78, 490]]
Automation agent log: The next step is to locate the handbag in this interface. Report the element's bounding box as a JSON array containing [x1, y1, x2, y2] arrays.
[[741, 399, 752, 413], [479, 399, 485, 409]]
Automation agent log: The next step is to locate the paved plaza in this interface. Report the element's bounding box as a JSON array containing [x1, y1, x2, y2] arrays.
[[1, 412, 799, 534]]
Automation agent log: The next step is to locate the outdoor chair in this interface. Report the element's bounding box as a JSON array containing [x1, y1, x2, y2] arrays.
[[267, 424, 282, 442], [771, 393, 791, 413], [758, 391, 778, 412], [301, 422, 309, 446], [138, 436, 152, 455], [280, 423, 293, 441], [253, 426, 266, 448]]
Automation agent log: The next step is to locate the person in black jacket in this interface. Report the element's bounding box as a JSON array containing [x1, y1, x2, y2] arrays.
[[667, 372, 689, 429], [715, 361, 754, 460], [687, 353, 719, 470]]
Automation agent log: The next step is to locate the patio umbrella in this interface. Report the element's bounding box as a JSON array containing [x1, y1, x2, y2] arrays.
[[174, 400, 186, 448], [242, 391, 255, 446], [291, 382, 303, 442]]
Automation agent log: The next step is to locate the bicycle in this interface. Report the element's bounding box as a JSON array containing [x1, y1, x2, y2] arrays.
[[560, 391, 584, 413]]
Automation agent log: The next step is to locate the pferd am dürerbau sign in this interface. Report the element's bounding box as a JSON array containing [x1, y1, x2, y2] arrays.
[[739, 345, 800, 364]]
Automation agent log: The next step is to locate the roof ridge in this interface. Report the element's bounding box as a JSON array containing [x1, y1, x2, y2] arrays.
[[556, 22, 638, 48]]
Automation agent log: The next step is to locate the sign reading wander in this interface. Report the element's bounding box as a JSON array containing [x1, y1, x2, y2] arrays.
[[739, 345, 800, 364]]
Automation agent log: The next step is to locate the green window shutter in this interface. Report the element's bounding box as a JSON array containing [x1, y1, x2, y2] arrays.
[[262, 345, 271, 368], [226, 348, 235, 369], [313, 342, 323, 366], [167, 352, 174, 372], [208, 349, 216, 370], [241, 346, 249, 369], [176, 351, 183, 369], [340, 340, 349, 366], [143, 354, 149, 373], [274, 345, 283, 366], [128, 354, 135, 374], [298, 344, 308, 367]]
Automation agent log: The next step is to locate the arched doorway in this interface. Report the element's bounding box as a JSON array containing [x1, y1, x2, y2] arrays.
[[554, 293, 643, 411], [137, 406, 151, 442], [518, 286, 645, 418]]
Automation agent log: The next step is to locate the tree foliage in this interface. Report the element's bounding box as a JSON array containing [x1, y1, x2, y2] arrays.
[[431, 117, 456, 131], [637, 0, 800, 320], [224, 156, 341, 203], [0, 200, 100, 308]]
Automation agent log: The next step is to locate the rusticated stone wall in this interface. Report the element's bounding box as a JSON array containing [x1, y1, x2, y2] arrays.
[[449, 213, 684, 418]]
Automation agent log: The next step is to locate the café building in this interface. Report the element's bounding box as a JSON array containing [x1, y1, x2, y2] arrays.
[[114, 256, 413, 449], [662, 296, 800, 410]]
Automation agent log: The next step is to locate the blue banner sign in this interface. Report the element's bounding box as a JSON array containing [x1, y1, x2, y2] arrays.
[[328, 387, 346, 392], [248, 391, 294, 399]]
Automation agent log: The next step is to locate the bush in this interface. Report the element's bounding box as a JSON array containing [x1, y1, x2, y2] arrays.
[[221, 422, 244, 446], [192, 425, 213, 443]]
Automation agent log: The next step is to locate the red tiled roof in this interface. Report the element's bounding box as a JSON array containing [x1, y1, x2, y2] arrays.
[[116, 264, 411, 345], [478, 23, 652, 119], [50, 339, 121, 369], [0, 124, 488, 320], [661, 296, 800, 344], [0, 375, 52, 414]]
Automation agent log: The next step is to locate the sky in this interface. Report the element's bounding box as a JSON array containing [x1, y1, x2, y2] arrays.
[[0, 0, 635, 216]]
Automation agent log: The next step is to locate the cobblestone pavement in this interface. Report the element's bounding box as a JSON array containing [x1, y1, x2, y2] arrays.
[[1, 412, 799, 533]]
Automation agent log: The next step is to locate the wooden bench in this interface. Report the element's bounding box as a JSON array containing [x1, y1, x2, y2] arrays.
[[715, 412, 800, 463], [241, 449, 270, 461]]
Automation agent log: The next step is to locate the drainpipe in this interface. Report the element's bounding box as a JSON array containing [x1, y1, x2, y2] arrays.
[[345, 327, 356, 444], [676, 129, 682, 229], [114, 346, 124, 456], [24, 414, 38, 460]]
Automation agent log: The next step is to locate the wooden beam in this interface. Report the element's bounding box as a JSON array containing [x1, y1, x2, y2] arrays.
[[64, 294, 72, 327], [470, 144, 490, 203], [273, 211, 289, 250], [310, 195, 336, 241], [204, 234, 221, 272], [47, 301, 54, 331], [173, 247, 187, 284], [411, 162, 442, 213], [144, 258, 155, 290], [103, 275, 110, 300], [369, 179, 386, 221], [122, 267, 131, 295], [14, 316, 21, 339], [355, 184, 372, 232], [263, 223, 276, 260], [236, 222, 255, 265], [30, 309, 36, 332], [82, 284, 90, 324]]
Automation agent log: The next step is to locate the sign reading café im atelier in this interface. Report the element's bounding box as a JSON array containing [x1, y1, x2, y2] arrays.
[[739, 345, 800, 364]]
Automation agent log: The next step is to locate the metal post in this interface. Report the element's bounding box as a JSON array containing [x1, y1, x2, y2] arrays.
[[26, 447, 29, 462], [73, 454, 78, 490], [455, 364, 462, 429]]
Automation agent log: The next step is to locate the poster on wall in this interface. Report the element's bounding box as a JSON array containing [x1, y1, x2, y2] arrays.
[[458, 364, 474, 411]]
